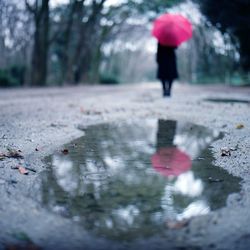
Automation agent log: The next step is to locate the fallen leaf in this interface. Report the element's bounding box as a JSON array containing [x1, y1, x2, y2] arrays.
[[236, 124, 244, 129], [0, 153, 6, 160], [18, 166, 28, 175], [61, 149, 69, 155], [6, 148, 24, 159], [220, 147, 231, 156]]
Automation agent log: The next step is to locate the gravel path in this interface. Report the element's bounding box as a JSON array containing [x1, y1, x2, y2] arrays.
[[0, 83, 250, 250]]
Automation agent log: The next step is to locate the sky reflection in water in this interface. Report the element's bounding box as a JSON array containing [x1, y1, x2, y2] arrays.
[[42, 119, 241, 241]]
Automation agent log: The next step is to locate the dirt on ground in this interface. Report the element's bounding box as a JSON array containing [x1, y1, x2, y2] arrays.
[[0, 83, 250, 250]]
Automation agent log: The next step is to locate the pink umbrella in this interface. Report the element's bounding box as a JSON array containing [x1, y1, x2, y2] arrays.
[[152, 13, 192, 46], [151, 147, 192, 177]]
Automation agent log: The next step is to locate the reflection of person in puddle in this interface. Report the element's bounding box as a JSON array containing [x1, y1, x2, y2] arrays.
[[156, 120, 177, 150], [152, 119, 192, 177], [153, 120, 207, 222]]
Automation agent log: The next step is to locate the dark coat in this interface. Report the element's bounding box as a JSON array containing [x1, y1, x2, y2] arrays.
[[156, 43, 178, 81], [156, 119, 176, 150]]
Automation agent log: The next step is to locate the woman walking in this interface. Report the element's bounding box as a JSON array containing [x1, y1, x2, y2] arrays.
[[156, 43, 178, 97], [152, 13, 193, 97]]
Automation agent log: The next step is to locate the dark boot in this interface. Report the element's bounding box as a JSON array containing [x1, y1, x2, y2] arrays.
[[164, 80, 173, 97], [164, 89, 170, 96]]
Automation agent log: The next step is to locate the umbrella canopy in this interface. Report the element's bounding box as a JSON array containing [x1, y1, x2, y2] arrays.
[[151, 147, 192, 177], [152, 13, 192, 46]]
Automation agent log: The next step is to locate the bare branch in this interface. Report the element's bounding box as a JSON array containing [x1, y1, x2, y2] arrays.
[[25, 0, 36, 14]]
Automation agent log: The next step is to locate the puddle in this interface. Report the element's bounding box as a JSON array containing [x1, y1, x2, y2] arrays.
[[40, 119, 241, 242], [204, 98, 250, 104]]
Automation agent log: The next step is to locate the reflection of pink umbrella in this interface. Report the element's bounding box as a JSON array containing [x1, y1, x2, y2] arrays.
[[151, 147, 192, 177], [152, 13, 192, 46]]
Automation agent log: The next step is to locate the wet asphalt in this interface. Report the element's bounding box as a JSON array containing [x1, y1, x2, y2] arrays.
[[0, 83, 250, 250]]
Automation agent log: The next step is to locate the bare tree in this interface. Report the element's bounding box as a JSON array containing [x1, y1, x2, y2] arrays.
[[26, 0, 50, 86], [64, 0, 107, 84]]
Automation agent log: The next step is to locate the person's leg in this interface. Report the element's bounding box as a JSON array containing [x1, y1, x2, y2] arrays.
[[161, 79, 167, 96], [165, 79, 173, 96]]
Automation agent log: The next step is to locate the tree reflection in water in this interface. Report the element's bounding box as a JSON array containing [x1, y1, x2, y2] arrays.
[[40, 119, 241, 241]]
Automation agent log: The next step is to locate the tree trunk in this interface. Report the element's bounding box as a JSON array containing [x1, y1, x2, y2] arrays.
[[65, 0, 106, 84], [29, 0, 50, 86], [60, 0, 83, 84]]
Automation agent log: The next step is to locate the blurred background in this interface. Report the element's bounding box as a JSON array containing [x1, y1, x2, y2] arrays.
[[0, 0, 249, 87]]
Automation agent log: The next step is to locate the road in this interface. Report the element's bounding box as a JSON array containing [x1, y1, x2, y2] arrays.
[[0, 83, 250, 250]]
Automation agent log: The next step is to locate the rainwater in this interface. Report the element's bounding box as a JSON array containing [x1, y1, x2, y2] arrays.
[[41, 120, 241, 242], [204, 98, 250, 104]]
